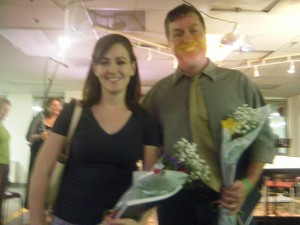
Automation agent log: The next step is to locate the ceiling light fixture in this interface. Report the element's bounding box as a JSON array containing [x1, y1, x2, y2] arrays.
[[287, 61, 295, 74], [220, 25, 253, 52], [287, 56, 295, 74], [57, 35, 71, 50], [146, 49, 152, 61], [173, 58, 178, 69], [254, 65, 260, 77], [220, 23, 240, 46]]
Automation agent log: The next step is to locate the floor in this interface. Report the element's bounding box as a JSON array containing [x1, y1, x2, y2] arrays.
[[3, 183, 29, 225], [2, 183, 158, 225], [3, 184, 299, 225]]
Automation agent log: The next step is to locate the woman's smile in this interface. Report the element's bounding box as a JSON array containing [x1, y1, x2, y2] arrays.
[[105, 75, 124, 82]]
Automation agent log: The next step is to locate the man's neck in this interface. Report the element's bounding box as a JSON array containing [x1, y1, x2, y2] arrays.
[[180, 58, 208, 77]]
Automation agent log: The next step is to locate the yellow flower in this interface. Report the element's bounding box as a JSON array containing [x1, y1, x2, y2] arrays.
[[221, 118, 240, 135]]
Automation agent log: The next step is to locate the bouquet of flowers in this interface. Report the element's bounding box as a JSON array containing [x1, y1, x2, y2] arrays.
[[219, 104, 271, 225], [155, 138, 211, 184], [100, 139, 210, 224]]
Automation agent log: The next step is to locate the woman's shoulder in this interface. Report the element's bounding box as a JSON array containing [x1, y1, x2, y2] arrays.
[[133, 106, 159, 125], [132, 106, 152, 118]]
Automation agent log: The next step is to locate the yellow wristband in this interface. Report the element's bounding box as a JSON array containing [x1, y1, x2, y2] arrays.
[[242, 178, 253, 194]]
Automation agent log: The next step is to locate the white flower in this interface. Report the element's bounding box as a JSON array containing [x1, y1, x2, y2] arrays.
[[162, 138, 210, 183]]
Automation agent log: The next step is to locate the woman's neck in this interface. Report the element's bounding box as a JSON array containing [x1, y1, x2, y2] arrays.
[[99, 91, 127, 108], [44, 114, 58, 127]]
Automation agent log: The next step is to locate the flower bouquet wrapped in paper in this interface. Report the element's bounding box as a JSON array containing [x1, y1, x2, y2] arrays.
[[101, 138, 210, 224], [110, 170, 188, 221], [218, 104, 271, 225]]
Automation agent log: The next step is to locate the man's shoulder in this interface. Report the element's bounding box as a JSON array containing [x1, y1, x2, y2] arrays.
[[216, 66, 245, 77], [147, 73, 175, 93], [212, 66, 252, 84], [154, 73, 174, 86]]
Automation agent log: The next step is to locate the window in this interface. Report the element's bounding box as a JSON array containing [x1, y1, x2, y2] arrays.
[[267, 99, 289, 155]]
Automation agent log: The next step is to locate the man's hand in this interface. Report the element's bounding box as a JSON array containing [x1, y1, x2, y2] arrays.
[[218, 180, 249, 215]]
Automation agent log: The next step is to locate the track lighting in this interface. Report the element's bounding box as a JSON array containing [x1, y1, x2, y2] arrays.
[[287, 61, 295, 74], [173, 58, 178, 69], [254, 65, 260, 77], [146, 49, 152, 61]]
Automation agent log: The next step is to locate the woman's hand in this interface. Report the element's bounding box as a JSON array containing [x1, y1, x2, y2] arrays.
[[218, 180, 249, 215], [40, 130, 50, 141]]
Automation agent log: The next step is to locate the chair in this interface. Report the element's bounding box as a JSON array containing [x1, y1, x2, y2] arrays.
[[3, 191, 23, 225]]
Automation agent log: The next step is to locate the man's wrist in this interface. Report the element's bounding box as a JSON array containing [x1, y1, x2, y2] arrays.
[[241, 177, 254, 194]]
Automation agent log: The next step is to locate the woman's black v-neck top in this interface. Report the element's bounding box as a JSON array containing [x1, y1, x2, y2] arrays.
[[51, 100, 161, 225]]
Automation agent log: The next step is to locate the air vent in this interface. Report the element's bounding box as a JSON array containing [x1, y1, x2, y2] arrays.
[[210, 0, 281, 13], [87, 9, 145, 31]]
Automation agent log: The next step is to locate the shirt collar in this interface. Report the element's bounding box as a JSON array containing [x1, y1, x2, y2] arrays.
[[172, 58, 218, 84]]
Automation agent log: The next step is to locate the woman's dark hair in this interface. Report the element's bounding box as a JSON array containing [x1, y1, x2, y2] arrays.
[[82, 34, 141, 110], [164, 3, 206, 39], [43, 97, 61, 118]]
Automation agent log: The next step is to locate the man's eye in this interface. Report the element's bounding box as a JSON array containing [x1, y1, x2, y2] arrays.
[[117, 60, 126, 65], [174, 32, 182, 37]]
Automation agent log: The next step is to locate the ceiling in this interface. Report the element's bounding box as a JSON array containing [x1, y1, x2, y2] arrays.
[[1, 0, 300, 98]]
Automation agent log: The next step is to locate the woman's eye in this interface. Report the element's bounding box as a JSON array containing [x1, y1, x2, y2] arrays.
[[98, 60, 109, 65]]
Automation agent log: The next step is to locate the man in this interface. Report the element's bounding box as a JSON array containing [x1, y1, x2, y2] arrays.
[[142, 4, 275, 225]]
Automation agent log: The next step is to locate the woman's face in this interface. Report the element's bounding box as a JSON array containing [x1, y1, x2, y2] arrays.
[[48, 100, 62, 116], [93, 43, 136, 96]]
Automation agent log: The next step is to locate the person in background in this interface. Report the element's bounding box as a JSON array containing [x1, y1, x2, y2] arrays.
[[24, 97, 62, 208], [142, 3, 274, 225], [0, 97, 11, 225], [29, 34, 161, 225]]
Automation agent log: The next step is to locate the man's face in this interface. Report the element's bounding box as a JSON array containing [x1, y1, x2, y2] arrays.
[[167, 12, 206, 68]]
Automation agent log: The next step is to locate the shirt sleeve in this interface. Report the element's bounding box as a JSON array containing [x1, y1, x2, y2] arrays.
[[141, 87, 157, 116], [139, 108, 162, 147], [242, 75, 275, 163], [26, 114, 42, 141]]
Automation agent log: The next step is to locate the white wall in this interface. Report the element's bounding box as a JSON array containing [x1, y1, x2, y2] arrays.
[[64, 90, 82, 103], [4, 94, 32, 183]]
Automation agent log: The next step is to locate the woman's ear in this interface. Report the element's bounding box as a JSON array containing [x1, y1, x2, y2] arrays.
[[92, 63, 98, 77], [131, 61, 136, 76]]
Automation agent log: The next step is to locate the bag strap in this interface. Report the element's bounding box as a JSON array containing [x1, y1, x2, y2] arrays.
[[58, 100, 83, 163]]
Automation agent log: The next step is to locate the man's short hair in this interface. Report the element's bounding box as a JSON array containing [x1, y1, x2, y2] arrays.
[[164, 4, 206, 39]]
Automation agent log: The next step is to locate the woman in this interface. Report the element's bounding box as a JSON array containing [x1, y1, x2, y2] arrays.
[[0, 97, 11, 225], [29, 34, 161, 225], [25, 97, 62, 208]]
